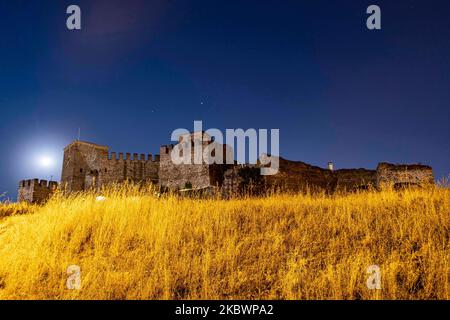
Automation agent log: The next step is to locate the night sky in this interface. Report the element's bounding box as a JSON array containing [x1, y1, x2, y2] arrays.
[[1, 0, 449, 200]]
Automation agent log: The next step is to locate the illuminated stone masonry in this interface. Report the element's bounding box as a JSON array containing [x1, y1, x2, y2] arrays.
[[18, 136, 434, 203]]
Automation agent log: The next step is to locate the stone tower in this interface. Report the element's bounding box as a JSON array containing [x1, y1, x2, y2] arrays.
[[61, 141, 109, 192], [158, 132, 231, 190], [61, 140, 160, 192]]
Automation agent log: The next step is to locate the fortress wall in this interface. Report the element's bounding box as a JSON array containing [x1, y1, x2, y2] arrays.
[[160, 163, 211, 189], [159, 144, 211, 189], [208, 144, 235, 188], [18, 179, 58, 203], [61, 141, 160, 192], [143, 158, 159, 184], [221, 167, 242, 196], [97, 152, 160, 187], [17, 179, 37, 203], [334, 169, 377, 190], [262, 159, 379, 193], [221, 165, 264, 197], [18, 138, 437, 202], [223, 158, 435, 195], [209, 163, 231, 188], [159, 134, 237, 191], [263, 158, 335, 192], [376, 163, 434, 187], [95, 158, 122, 186]]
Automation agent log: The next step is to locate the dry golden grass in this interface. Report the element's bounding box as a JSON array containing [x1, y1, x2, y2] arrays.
[[0, 202, 36, 219], [0, 185, 449, 300]]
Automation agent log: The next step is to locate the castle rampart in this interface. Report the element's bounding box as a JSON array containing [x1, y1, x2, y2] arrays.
[[60, 141, 159, 192], [18, 179, 58, 203], [17, 137, 435, 202]]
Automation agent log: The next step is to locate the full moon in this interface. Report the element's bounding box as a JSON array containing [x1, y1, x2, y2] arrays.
[[39, 156, 53, 168]]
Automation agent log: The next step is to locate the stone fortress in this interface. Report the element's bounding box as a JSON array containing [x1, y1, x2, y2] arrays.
[[18, 132, 435, 203]]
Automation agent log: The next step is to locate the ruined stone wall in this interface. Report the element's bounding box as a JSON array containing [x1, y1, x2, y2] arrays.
[[257, 158, 380, 194], [223, 160, 435, 196], [263, 157, 335, 193], [376, 163, 434, 187], [209, 163, 233, 188], [221, 167, 242, 196], [334, 169, 377, 191], [261, 159, 434, 193], [221, 165, 263, 197], [18, 179, 58, 203]]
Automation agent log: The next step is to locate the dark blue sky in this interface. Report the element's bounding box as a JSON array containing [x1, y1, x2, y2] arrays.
[[1, 0, 449, 199]]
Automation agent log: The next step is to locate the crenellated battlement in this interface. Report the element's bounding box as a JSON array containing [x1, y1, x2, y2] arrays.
[[160, 144, 175, 155], [18, 179, 58, 203], [19, 179, 58, 189], [108, 152, 160, 162]]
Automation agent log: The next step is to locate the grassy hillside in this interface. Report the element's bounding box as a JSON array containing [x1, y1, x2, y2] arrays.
[[0, 185, 449, 300]]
